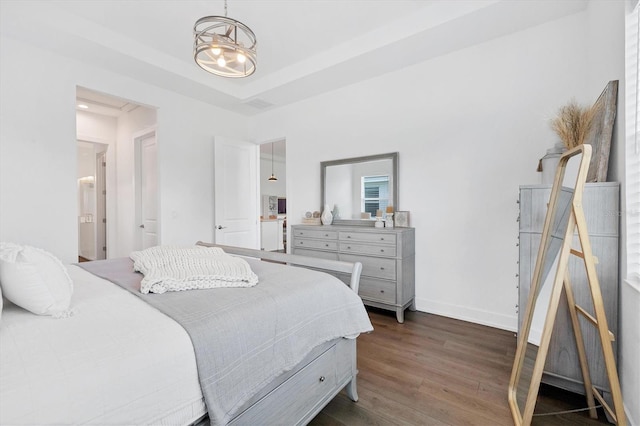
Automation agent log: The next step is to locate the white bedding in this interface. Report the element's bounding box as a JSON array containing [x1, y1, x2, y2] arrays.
[[0, 265, 205, 425]]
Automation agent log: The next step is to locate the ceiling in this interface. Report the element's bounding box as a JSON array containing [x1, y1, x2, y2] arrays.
[[1, 0, 588, 116], [76, 86, 141, 117]]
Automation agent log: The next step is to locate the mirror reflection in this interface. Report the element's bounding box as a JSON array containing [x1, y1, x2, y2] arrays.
[[321, 153, 398, 224], [512, 151, 583, 423]]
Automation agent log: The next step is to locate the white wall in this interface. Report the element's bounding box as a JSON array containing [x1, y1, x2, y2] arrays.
[[250, 11, 591, 330], [0, 35, 249, 263]]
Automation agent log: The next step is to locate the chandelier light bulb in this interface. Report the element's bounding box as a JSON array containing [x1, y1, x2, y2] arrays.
[[217, 56, 226, 67], [237, 52, 246, 63], [211, 47, 221, 56]]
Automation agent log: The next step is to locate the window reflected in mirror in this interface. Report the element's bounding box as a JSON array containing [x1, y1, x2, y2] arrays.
[[321, 153, 398, 224]]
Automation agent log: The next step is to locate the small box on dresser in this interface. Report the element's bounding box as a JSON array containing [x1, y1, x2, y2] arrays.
[[292, 225, 415, 323]]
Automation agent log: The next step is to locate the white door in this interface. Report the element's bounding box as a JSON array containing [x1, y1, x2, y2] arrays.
[[136, 132, 158, 249], [214, 136, 259, 249]]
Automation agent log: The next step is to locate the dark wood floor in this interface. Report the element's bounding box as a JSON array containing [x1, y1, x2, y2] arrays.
[[311, 308, 610, 426]]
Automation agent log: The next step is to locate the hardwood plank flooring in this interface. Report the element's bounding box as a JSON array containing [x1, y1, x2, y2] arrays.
[[311, 308, 610, 426]]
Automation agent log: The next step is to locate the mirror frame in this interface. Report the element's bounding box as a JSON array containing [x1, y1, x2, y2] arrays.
[[321, 152, 398, 226], [508, 145, 592, 425]]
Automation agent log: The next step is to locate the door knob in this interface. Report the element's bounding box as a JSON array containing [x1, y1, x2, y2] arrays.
[[139, 224, 145, 228], [216, 225, 227, 230]]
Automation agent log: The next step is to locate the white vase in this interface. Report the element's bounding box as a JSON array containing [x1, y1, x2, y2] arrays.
[[321, 204, 333, 225]]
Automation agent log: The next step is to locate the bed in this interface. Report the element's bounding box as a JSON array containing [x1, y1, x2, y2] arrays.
[[0, 243, 373, 426]]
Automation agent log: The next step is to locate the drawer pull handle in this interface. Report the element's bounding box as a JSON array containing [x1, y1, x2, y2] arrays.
[[380, 290, 385, 293], [347, 246, 351, 249], [380, 249, 384, 252], [380, 238, 385, 241], [325, 244, 329, 247], [319, 376, 325, 382], [324, 234, 329, 237], [380, 267, 385, 270], [347, 236, 351, 239]]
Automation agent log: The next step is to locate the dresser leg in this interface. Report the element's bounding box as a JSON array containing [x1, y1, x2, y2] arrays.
[[409, 299, 416, 311], [396, 308, 405, 323]]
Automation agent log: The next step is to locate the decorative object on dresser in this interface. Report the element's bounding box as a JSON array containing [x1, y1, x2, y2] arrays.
[[394, 211, 409, 227], [321, 204, 333, 225], [582, 80, 618, 182], [545, 80, 618, 183], [513, 145, 623, 424], [301, 211, 321, 225], [292, 225, 415, 323]]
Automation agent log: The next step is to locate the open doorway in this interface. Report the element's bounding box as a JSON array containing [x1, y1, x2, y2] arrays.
[[259, 139, 286, 252], [76, 86, 157, 260], [77, 141, 107, 261]]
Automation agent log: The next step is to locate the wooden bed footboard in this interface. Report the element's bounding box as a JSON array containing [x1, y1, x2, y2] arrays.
[[196, 241, 363, 293], [195, 241, 363, 426]]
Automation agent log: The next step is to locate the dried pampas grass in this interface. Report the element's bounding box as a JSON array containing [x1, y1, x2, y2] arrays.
[[550, 100, 600, 149]]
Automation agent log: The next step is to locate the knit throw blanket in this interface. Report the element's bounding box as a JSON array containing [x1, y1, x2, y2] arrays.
[[130, 246, 259, 294]]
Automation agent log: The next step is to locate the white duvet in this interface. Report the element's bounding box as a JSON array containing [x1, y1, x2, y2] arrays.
[[0, 265, 205, 425]]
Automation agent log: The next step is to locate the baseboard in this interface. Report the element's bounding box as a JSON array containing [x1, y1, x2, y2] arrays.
[[415, 297, 517, 332], [625, 404, 637, 426]]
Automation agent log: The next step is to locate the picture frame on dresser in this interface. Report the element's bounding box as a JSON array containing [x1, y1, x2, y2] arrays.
[[394, 211, 409, 227]]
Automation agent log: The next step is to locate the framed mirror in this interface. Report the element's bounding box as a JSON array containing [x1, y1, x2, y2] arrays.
[[321, 152, 398, 225], [508, 145, 591, 425]]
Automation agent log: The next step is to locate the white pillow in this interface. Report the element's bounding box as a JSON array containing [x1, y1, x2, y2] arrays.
[[0, 242, 73, 317]]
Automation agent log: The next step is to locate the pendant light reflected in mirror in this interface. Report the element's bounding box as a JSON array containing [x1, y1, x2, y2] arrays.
[[268, 143, 277, 181]]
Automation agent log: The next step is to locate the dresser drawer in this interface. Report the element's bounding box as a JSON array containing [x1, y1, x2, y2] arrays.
[[340, 254, 396, 280], [359, 277, 396, 304], [231, 344, 337, 425], [339, 232, 396, 245], [293, 229, 338, 240], [339, 242, 396, 257], [293, 239, 338, 251]]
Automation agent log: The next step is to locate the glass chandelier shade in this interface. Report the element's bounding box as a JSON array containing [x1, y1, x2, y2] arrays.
[[194, 15, 257, 78]]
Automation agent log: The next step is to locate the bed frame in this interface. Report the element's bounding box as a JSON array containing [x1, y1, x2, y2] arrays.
[[195, 242, 364, 425]]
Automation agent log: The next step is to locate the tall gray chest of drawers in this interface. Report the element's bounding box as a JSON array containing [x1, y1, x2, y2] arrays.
[[291, 225, 415, 323], [518, 183, 619, 400]]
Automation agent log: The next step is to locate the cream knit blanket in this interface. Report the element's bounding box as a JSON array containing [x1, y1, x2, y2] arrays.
[[130, 246, 258, 294]]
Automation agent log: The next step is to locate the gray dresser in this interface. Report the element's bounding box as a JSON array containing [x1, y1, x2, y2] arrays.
[[518, 183, 619, 398], [291, 225, 415, 323]]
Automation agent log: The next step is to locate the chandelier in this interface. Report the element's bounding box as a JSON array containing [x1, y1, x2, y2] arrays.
[[193, 0, 257, 78]]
